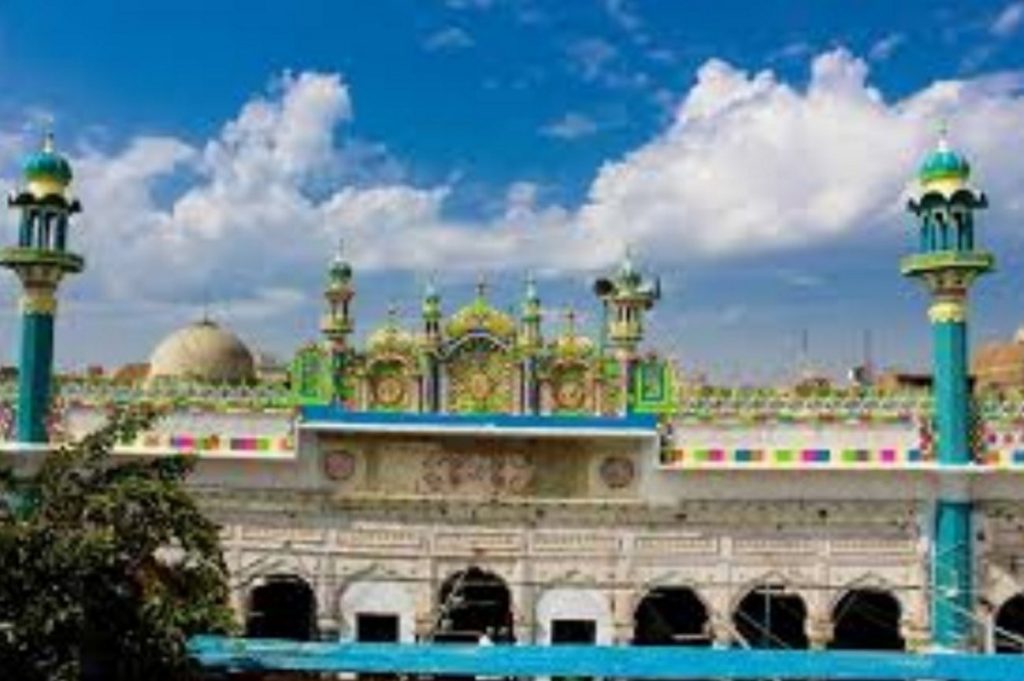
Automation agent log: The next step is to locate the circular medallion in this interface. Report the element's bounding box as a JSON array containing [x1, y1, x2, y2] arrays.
[[599, 455, 635, 489], [556, 380, 586, 410], [375, 376, 406, 406], [323, 450, 357, 482], [468, 372, 493, 400]]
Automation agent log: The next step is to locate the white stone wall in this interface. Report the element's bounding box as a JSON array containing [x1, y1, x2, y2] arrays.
[[214, 501, 930, 648]]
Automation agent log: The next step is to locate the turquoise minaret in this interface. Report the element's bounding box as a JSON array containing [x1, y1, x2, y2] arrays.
[[321, 242, 354, 405], [1, 134, 84, 444], [901, 133, 993, 650]]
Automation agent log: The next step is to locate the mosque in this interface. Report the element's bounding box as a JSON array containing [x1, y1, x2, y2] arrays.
[[5, 131, 1024, 657]]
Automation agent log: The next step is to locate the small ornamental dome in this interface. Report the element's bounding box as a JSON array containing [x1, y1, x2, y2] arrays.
[[329, 253, 352, 281], [553, 331, 594, 358], [919, 139, 970, 185], [147, 319, 256, 385], [367, 309, 417, 354], [552, 310, 594, 359], [445, 280, 516, 340], [23, 133, 73, 198], [446, 297, 517, 339]]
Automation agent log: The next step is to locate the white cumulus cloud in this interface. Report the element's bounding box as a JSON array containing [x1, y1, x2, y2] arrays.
[[20, 49, 1024, 321], [579, 50, 1024, 258]]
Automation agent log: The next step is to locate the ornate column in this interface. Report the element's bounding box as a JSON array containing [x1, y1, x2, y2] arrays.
[[1, 134, 84, 444], [901, 133, 992, 650]]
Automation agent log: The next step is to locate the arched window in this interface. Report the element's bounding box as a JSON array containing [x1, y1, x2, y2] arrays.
[[633, 587, 710, 646], [435, 567, 514, 643], [830, 588, 905, 650], [246, 575, 317, 641], [995, 593, 1024, 653], [733, 584, 807, 649]]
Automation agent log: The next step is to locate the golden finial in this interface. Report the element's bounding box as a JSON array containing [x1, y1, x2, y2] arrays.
[[936, 118, 951, 151]]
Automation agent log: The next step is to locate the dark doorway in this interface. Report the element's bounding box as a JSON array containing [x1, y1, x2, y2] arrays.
[[733, 584, 808, 649], [435, 567, 515, 643], [830, 589, 905, 650], [996, 593, 1024, 652], [246, 575, 317, 641], [357, 613, 400, 642], [633, 587, 711, 646], [552, 619, 597, 644]]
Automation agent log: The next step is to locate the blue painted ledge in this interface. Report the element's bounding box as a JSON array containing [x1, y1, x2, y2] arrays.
[[300, 405, 657, 434], [189, 637, 1024, 680]]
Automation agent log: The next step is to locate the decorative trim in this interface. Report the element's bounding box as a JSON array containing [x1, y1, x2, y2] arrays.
[[660, 447, 926, 469], [134, 432, 295, 456], [928, 300, 966, 324], [20, 286, 57, 315]]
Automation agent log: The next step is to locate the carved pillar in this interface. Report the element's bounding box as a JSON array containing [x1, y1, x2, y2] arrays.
[[611, 589, 635, 645], [709, 612, 735, 649], [902, 617, 931, 652], [806, 615, 833, 650]]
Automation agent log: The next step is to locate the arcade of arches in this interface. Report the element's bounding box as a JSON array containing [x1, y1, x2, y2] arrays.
[[240, 573, 926, 650]]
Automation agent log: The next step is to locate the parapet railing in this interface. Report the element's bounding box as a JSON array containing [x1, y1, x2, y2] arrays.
[[52, 379, 297, 412], [0, 381, 1020, 422]]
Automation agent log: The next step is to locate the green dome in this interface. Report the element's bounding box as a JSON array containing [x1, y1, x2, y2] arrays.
[[22, 134, 72, 190], [329, 256, 352, 280], [327, 240, 352, 281], [918, 140, 970, 185]]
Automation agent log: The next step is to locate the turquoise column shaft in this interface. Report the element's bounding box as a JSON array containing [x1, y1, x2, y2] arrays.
[[931, 317, 973, 649], [16, 310, 54, 443], [933, 319, 970, 464], [934, 501, 972, 648]]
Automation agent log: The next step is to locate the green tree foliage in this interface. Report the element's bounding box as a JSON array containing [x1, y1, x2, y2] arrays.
[[0, 406, 234, 680]]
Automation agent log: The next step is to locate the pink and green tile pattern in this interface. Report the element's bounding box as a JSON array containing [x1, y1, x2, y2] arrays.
[[135, 432, 294, 455], [661, 447, 928, 468]]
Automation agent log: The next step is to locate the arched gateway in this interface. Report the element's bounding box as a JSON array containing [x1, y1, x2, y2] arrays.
[[733, 585, 808, 649], [435, 568, 515, 643], [245, 575, 317, 641], [634, 587, 711, 646]]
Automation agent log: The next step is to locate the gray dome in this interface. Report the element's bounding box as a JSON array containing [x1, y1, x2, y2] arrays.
[[147, 320, 256, 385]]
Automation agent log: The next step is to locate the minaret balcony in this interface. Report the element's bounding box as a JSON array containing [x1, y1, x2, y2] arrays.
[[899, 250, 993, 279], [0, 246, 84, 274]]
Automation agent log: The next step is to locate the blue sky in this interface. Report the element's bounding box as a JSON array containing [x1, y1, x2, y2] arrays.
[[0, 1, 1023, 382]]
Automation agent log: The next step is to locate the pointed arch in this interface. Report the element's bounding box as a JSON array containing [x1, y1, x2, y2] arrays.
[[733, 583, 808, 649], [246, 574, 318, 641], [995, 593, 1024, 653], [435, 567, 515, 643], [633, 586, 711, 646], [830, 588, 905, 650]]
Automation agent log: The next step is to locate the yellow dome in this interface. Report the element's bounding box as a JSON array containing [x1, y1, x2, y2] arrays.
[[147, 320, 256, 385], [367, 324, 417, 354]]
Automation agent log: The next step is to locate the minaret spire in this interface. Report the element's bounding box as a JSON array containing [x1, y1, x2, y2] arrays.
[[321, 239, 355, 405], [421, 276, 443, 413], [518, 272, 542, 414], [592, 250, 660, 413], [902, 128, 992, 651], [1, 133, 84, 442]]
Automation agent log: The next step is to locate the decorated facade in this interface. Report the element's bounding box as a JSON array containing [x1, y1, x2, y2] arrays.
[[5, 132, 1024, 656]]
